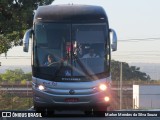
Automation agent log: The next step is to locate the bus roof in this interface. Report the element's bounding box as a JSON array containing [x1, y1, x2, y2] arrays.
[[34, 4, 108, 23]]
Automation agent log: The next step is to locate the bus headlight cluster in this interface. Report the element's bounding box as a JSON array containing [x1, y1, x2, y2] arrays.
[[99, 84, 107, 91], [104, 96, 110, 102], [38, 85, 45, 91]]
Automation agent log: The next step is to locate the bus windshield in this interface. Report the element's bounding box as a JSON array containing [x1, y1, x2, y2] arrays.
[[34, 23, 109, 81]]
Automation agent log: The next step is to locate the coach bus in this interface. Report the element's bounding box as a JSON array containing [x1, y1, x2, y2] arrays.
[[23, 4, 117, 115]]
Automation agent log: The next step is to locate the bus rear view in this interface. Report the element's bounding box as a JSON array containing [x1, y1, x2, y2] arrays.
[[23, 4, 117, 116]]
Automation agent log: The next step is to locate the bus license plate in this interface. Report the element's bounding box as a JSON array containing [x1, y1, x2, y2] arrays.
[[65, 98, 79, 102]]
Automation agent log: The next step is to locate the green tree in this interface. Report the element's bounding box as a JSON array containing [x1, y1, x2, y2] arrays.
[[111, 60, 151, 81], [0, 0, 54, 54], [0, 69, 32, 83]]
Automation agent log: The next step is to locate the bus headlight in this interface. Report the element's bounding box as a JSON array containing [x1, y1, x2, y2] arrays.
[[99, 84, 107, 91], [104, 96, 110, 102], [38, 85, 45, 91]]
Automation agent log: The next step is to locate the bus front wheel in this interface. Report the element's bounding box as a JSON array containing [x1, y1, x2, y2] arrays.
[[93, 107, 107, 117]]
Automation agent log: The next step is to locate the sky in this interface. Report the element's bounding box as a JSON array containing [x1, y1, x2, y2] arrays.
[[1, 0, 160, 67], [53, 0, 160, 63]]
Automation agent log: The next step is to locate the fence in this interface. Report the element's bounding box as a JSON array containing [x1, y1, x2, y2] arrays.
[[1, 82, 160, 110]]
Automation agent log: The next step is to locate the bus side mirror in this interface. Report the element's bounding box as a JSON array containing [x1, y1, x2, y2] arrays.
[[23, 29, 32, 52], [109, 29, 117, 51]]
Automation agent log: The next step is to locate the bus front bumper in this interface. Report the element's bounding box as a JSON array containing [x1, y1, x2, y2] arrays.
[[33, 88, 111, 110]]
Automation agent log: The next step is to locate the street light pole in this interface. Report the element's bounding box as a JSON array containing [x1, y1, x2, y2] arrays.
[[120, 62, 123, 109]]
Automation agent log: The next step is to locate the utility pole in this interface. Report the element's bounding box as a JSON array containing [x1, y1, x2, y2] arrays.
[[120, 62, 123, 109]]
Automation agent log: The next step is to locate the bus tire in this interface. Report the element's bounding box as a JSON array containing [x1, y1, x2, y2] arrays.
[[34, 106, 46, 117], [46, 108, 55, 117], [84, 109, 93, 116], [93, 107, 107, 117]]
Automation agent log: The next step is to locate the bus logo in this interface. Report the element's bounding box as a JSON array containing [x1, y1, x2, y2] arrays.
[[69, 89, 75, 95], [65, 70, 71, 76]]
